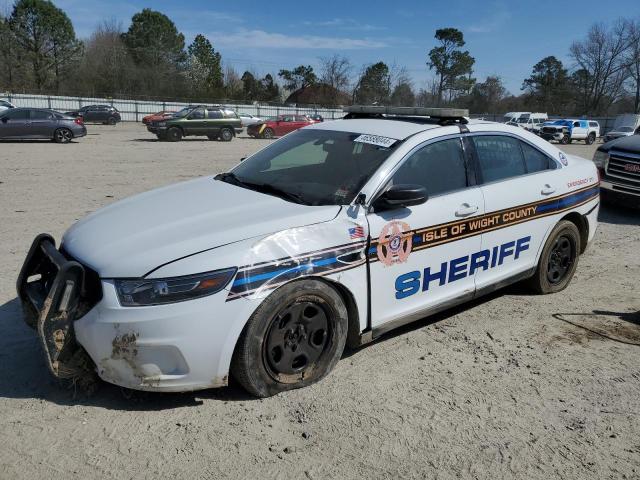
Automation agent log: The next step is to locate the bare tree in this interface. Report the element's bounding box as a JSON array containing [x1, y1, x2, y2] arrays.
[[319, 54, 352, 94], [569, 19, 631, 114], [624, 19, 640, 114]]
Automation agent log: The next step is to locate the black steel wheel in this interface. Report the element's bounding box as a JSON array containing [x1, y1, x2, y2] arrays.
[[264, 301, 330, 376], [528, 220, 580, 294], [546, 235, 574, 284], [231, 279, 348, 397], [54, 128, 73, 144]]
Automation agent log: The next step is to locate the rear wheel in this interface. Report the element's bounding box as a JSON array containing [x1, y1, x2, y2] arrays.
[[231, 279, 348, 397], [167, 127, 182, 142], [586, 133, 595, 145], [219, 127, 233, 141], [528, 220, 580, 294], [54, 128, 73, 144], [262, 127, 274, 139]]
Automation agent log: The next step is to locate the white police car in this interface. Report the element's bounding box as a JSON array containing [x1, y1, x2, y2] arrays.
[[18, 106, 600, 397]]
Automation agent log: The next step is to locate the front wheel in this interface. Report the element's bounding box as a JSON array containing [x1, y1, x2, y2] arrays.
[[107, 117, 117, 125], [54, 128, 73, 144], [262, 127, 274, 139], [560, 135, 569, 145], [528, 220, 580, 294], [231, 279, 348, 397], [166, 127, 182, 142]]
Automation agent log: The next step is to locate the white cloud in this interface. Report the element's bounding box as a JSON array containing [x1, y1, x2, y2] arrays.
[[211, 29, 388, 50], [300, 18, 385, 31], [467, 8, 511, 34]]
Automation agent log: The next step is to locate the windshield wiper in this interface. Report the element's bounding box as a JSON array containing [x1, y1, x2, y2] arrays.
[[215, 172, 310, 205]]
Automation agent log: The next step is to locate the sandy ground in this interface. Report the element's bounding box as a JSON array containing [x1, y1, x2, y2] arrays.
[[1, 124, 639, 480]]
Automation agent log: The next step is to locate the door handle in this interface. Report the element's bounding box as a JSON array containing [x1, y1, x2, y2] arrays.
[[541, 184, 556, 195], [455, 203, 479, 217]]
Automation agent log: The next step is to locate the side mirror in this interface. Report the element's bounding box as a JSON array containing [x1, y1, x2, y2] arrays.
[[372, 184, 427, 211]]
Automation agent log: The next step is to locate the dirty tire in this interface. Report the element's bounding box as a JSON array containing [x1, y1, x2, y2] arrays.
[[560, 135, 569, 145], [586, 133, 595, 145], [107, 116, 117, 125], [528, 220, 580, 294], [262, 127, 274, 139], [219, 128, 233, 141], [167, 127, 182, 142], [54, 128, 73, 144], [231, 279, 348, 397]]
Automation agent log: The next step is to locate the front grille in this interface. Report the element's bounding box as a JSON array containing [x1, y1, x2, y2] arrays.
[[542, 127, 559, 134], [606, 150, 640, 192]]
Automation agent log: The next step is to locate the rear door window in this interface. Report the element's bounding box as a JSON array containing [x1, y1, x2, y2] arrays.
[[472, 135, 526, 183], [31, 110, 54, 120], [207, 110, 223, 119], [520, 141, 556, 173]]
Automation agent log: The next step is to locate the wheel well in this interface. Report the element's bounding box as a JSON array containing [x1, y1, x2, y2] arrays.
[[560, 212, 588, 254], [317, 278, 362, 349]]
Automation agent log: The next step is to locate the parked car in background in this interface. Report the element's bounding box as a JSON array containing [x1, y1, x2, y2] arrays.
[[0, 108, 86, 143], [593, 135, 640, 208], [65, 104, 121, 125], [308, 113, 324, 122], [0, 100, 16, 111], [540, 119, 599, 145], [247, 114, 317, 138], [142, 110, 175, 125], [604, 126, 637, 143], [238, 113, 263, 127], [147, 105, 242, 141]]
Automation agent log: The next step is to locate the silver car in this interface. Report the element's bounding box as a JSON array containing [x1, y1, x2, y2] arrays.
[[238, 113, 263, 127]]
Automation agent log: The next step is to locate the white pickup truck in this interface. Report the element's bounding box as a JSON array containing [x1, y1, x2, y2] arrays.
[[540, 119, 600, 145]]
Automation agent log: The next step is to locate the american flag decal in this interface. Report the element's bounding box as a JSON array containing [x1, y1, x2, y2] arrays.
[[348, 225, 365, 239]]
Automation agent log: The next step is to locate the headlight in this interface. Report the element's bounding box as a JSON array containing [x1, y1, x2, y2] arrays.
[[115, 268, 237, 306], [592, 150, 609, 168]]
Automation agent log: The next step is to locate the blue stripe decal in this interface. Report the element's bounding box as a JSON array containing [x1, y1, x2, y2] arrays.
[[233, 257, 339, 287]]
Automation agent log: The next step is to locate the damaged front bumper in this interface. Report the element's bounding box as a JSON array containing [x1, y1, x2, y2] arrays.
[[16, 234, 98, 379]]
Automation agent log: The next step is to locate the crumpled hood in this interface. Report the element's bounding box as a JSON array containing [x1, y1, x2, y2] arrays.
[[62, 176, 339, 278]]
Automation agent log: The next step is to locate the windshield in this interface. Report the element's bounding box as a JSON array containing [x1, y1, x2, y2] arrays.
[[172, 107, 192, 118], [220, 129, 398, 206]]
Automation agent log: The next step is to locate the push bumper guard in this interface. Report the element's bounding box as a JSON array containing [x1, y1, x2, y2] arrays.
[[16, 234, 88, 379]]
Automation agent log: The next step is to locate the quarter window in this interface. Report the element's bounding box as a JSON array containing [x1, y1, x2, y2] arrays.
[[472, 135, 526, 183], [391, 138, 468, 197], [520, 142, 555, 173]]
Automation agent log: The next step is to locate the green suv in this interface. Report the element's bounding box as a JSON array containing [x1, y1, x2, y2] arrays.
[[147, 105, 243, 142]]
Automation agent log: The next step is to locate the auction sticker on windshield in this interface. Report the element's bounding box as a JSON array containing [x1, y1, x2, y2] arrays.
[[353, 134, 398, 148]]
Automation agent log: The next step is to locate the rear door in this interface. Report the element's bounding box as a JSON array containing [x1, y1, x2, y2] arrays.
[[30, 109, 56, 137], [467, 133, 560, 291], [206, 109, 223, 136], [367, 135, 485, 331]]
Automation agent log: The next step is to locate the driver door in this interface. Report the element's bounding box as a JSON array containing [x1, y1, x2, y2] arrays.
[[367, 136, 485, 331], [0, 109, 30, 138], [185, 107, 206, 135]]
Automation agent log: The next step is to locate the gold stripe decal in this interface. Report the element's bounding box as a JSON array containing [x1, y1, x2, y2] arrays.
[[369, 184, 599, 261]]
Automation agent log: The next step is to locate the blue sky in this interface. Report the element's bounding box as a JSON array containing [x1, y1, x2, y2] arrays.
[[46, 0, 640, 94]]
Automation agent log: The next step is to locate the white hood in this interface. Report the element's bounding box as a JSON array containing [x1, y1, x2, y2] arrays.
[[62, 176, 339, 277]]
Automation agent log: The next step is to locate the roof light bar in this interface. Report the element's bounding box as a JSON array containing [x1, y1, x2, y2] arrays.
[[344, 105, 469, 118]]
